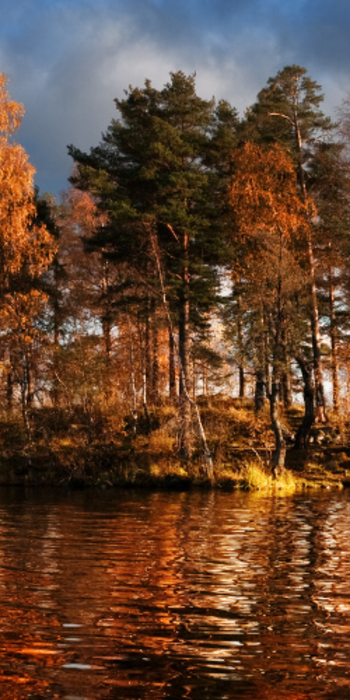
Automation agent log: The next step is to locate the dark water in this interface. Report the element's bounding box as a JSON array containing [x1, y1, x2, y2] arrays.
[[0, 487, 350, 699]]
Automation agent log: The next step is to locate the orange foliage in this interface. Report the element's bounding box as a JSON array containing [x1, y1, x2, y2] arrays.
[[0, 73, 24, 136], [230, 141, 309, 242], [0, 74, 55, 293], [0, 72, 56, 397], [63, 186, 101, 233]]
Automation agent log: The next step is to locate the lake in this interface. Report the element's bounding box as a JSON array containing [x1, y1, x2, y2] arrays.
[[0, 485, 349, 699]]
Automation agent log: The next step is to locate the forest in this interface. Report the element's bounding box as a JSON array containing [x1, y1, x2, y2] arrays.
[[1, 65, 350, 489]]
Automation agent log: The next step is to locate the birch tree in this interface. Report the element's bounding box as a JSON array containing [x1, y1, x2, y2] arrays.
[[245, 65, 336, 425], [229, 142, 309, 473], [0, 74, 55, 420]]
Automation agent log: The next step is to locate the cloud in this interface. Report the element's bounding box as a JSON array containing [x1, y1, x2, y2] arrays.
[[1, 0, 349, 194]]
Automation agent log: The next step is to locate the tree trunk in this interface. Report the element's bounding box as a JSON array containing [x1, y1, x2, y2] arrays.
[[6, 350, 14, 411], [294, 113, 327, 424], [280, 370, 292, 410], [178, 321, 191, 459], [269, 382, 286, 477], [52, 260, 61, 407], [255, 307, 267, 413], [178, 231, 191, 459], [150, 225, 214, 479], [192, 355, 196, 401], [21, 350, 32, 440], [102, 259, 112, 375], [144, 298, 152, 405], [150, 299, 160, 404], [280, 330, 292, 409], [201, 364, 208, 396], [329, 266, 339, 414], [237, 296, 245, 398], [239, 365, 245, 398], [169, 328, 176, 400], [255, 369, 265, 413], [126, 312, 138, 432], [294, 356, 315, 449], [6, 368, 13, 410], [308, 238, 327, 423], [269, 247, 286, 476]]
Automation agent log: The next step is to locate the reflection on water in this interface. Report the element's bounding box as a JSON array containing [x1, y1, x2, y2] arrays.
[[0, 487, 349, 698]]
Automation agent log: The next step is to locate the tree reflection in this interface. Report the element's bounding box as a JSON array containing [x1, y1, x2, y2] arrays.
[[0, 489, 348, 698]]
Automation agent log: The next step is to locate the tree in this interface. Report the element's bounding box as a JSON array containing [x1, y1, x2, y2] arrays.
[[245, 65, 337, 426], [68, 72, 227, 473], [0, 74, 55, 423], [229, 142, 309, 473]]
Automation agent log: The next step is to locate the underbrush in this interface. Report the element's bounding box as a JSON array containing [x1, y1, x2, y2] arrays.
[[0, 400, 347, 490]]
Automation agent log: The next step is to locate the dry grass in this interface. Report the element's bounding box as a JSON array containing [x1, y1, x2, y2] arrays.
[[241, 462, 307, 494]]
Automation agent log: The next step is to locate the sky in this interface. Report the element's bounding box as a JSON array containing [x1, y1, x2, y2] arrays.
[[2, 0, 350, 195]]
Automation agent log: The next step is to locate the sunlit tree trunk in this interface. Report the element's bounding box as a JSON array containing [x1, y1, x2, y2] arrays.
[[52, 262, 61, 407], [144, 299, 151, 405], [126, 312, 138, 431], [168, 328, 176, 400], [101, 260, 111, 363], [101, 259, 112, 402], [178, 230, 191, 459], [150, 299, 159, 404], [307, 237, 327, 423], [294, 117, 327, 423], [269, 234, 286, 475]]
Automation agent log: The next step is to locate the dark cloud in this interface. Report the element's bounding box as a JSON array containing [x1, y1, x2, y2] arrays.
[[1, 0, 349, 194]]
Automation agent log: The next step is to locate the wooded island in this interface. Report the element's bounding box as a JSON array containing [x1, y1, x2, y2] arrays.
[[1, 66, 350, 489]]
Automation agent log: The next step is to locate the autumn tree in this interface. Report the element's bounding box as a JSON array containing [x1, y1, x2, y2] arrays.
[[0, 74, 55, 424], [229, 142, 309, 473], [245, 65, 337, 425]]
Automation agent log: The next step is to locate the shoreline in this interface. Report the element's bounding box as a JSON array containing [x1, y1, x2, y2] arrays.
[[0, 401, 348, 493], [0, 445, 348, 492]]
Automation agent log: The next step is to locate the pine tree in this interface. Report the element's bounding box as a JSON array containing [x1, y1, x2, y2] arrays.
[[68, 72, 226, 472]]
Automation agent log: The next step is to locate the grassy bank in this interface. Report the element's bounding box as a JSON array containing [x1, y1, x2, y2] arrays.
[[0, 398, 349, 491]]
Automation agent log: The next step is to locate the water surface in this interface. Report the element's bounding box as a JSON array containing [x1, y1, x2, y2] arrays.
[[0, 486, 349, 699]]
